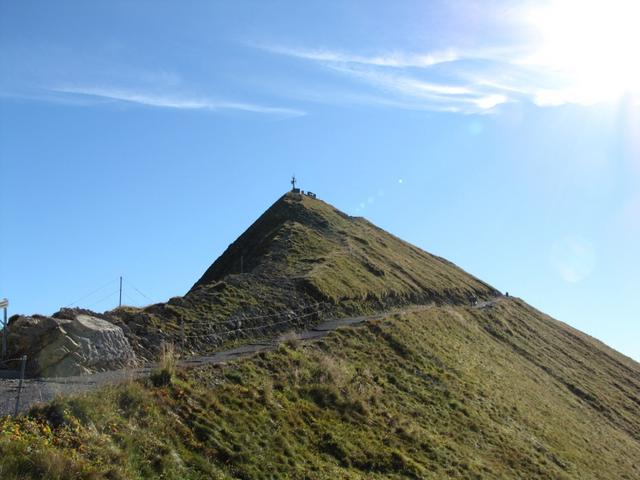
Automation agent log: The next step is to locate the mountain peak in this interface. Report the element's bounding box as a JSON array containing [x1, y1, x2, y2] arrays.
[[189, 191, 336, 288], [189, 191, 498, 305]]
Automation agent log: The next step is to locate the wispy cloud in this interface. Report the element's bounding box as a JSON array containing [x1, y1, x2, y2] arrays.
[[325, 64, 509, 113], [256, 43, 521, 114], [256, 37, 637, 114], [259, 44, 461, 68], [50, 85, 306, 117]]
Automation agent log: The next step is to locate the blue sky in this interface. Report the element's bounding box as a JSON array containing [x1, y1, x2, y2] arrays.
[[1, 0, 639, 360]]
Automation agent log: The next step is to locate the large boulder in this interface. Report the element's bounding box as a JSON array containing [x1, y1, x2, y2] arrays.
[[6, 309, 137, 377]]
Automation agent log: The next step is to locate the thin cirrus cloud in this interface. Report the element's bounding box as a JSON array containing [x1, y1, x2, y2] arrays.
[[256, 42, 618, 114], [259, 44, 462, 68], [257, 44, 521, 114], [325, 63, 509, 113], [48, 85, 307, 117]]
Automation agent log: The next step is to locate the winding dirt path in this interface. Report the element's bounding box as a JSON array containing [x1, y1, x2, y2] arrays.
[[0, 305, 435, 416]]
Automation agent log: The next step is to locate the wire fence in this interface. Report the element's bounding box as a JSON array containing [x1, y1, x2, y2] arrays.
[[180, 308, 323, 339], [0, 357, 26, 370], [144, 302, 329, 355], [171, 301, 328, 328], [0, 300, 331, 416], [0, 355, 28, 416], [63, 276, 156, 311]]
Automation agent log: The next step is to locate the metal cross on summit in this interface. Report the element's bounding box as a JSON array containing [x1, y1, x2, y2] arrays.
[[291, 175, 297, 191]]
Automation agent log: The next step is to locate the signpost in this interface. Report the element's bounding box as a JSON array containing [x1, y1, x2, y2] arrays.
[[1, 298, 8, 358]]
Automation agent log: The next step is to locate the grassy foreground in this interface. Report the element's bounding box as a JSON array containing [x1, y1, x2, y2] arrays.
[[1, 298, 639, 479]]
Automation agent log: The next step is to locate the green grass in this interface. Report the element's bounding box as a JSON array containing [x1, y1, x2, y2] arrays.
[[2, 298, 639, 479], [190, 192, 497, 305]]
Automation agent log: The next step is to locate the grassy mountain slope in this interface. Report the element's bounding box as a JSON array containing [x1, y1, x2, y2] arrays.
[[104, 192, 498, 359], [2, 298, 638, 479], [190, 192, 497, 304]]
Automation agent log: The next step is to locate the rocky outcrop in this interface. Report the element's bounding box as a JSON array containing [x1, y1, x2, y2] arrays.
[[6, 309, 137, 377]]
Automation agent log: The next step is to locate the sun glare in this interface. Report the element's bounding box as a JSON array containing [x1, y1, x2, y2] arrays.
[[525, 0, 640, 105]]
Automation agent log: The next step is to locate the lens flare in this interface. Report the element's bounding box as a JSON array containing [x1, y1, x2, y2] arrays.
[[551, 237, 596, 283]]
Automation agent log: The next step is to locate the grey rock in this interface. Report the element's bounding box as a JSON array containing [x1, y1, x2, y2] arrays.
[[6, 310, 137, 377]]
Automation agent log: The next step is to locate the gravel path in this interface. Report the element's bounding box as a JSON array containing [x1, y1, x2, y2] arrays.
[[0, 306, 432, 416]]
